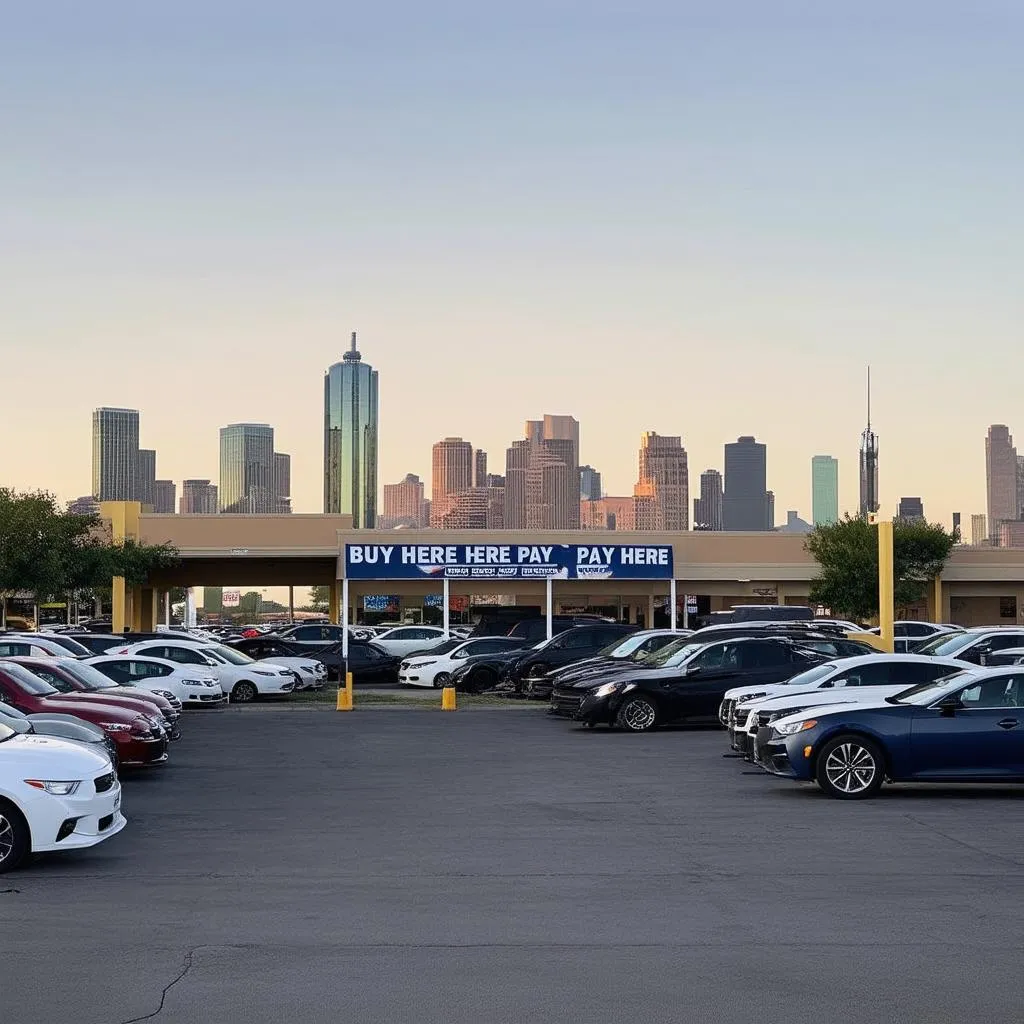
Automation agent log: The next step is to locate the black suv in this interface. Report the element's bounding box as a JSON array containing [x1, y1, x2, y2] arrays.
[[554, 636, 829, 731], [505, 624, 638, 692]]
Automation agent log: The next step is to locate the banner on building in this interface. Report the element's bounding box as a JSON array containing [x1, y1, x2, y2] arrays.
[[363, 595, 400, 613], [344, 543, 674, 581], [222, 589, 241, 608]]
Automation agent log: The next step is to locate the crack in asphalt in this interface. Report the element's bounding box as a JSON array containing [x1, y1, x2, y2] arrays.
[[119, 946, 201, 1023]]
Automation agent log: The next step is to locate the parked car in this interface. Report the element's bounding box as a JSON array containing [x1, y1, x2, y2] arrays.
[[273, 624, 372, 649], [112, 641, 294, 703], [0, 636, 79, 660], [979, 648, 1024, 667], [505, 624, 640, 692], [448, 646, 535, 693], [865, 621, 961, 653], [3, 657, 181, 739], [5, 633, 93, 657], [0, 721, 125, 872], [720, 654, 970, 758], [503, 616, 610, 645], [371, 626, 449, 658], [0, 705, 120, 769], [400, 637, 527, 688], [0, 662, 168, 767], [526, 629, 692, 700], [222, 637, 328, 691], [760, 667, 1024, 799], [337, 642, 402, 685], [554, 637, 829, 731], [85, 654, 223, 706], [915, 627, 1024, 665], [63, 634, 134, 656]]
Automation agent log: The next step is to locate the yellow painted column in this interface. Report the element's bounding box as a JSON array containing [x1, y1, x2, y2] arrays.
[[112, 577, 127, 634], [129, 586, 145, 632], [329, 582, 340, 625], [877, 519, 895, 653], [930, 576, 943, 624]]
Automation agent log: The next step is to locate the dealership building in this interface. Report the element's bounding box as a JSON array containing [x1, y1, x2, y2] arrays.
[[99, 503, 1024, 633]]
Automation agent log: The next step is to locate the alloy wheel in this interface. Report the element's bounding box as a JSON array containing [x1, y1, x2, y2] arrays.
[[233, 682, 258, 703], [824, 742, 877, 794], [0, 815, 13, 866], [622, 699, 657, 731], [433, 673, 452, 689]]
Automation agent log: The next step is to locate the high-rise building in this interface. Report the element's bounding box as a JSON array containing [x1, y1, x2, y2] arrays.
[[952, 511, 962, 541], [272, 452, 291, 513], [859, 369, 879, 517], [441, 486, 506, 529], [67, 496, 100, 517], [431, 438, 474, 527], [580, 496, 636, 531], [767, 490, 775, 529], [153, 480, 177, 514], [723, 436, 769, 531], [473, 449, 488, 488], [137, 449, 157, 509], [693, 469, 724, 531], [504, 416, 580, 530], [503, 439, 531, 530], [580, 465, 602, 501], [92, 407, 140, 501], [971, 513, 988, 546], [811, 455, 839, 526], [632, 432, 689, 531], [1016, 455, 1024, 519], [324, 332, 379, 527], [219, 423, 276, 513], [897, 496, 925, 522], [180, 480, 219, 514], [381, 473, 428, 529], [985, 425, 1018, 545]]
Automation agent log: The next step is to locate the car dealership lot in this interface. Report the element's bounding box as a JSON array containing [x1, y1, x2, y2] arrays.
[[4, 710, 1024, 1024]]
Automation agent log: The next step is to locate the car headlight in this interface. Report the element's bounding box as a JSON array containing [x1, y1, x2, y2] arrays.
[[591, 681, 626, 698], [769, 708, 806, 723], [24, 779, 81, 795], [100, 722, 132, 733], [253, 669, 278, 677], [154, 690, 176, 699], [773, 718, 818, 737], [409, 660, 436, 668], [737, 692, 767, 704]]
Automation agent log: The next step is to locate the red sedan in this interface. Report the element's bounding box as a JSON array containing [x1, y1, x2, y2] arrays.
[[0, 662, 168, 768]]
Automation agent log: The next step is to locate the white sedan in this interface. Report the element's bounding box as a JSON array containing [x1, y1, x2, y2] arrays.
[[372, 626, 450, 659], [400, 637, 527, 688], [0, 636, 79, 660], [84, 655, 225, 705], [0, 723, 125, 873], [113, 641, 295, 703]]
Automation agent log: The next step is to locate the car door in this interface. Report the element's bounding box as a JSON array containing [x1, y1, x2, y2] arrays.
[[361, 645, 396, 684], [663, 642, 746, 719], [909, 673, 1024, 777], [344, 645, 371, 682]]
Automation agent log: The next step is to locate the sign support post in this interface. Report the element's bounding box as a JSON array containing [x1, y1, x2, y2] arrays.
[[341, 578, 349, 658], [442, 578, 450, 637], [670, 579, 677, 630], [546, 578, 553, 640]]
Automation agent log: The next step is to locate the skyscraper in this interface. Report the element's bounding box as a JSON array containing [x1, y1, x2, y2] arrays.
[[985, 425, 1018, 545], [897, 496, 925, 522], [92, 407, 140, 501], [504, 416, 581, 530], [153, 480, 177, 514], [137, 449, 157, 509], [971, 513, 988, 546], [473, 449, 488, 488], [382, 473, 428, 529], [324, 332, 379, 527], [723, 437, 769, 531], [811, 455, 839, 526], [633, 432, 689, 531], [219, 423, 275, 513], [273, 452, 292, 513], [767, 490, 775, 530], [693, 469, 724, 530], [579, 465, 602, 501], [431, 438, 474, 527], [180, 480, 219, 514], [1018, 455, 1024, 519], [67, 496, 100, 517], [859, 368, 879, 517]]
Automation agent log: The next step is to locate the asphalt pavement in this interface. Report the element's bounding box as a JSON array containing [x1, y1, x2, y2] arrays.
[[4, 708, 1024, 1023]]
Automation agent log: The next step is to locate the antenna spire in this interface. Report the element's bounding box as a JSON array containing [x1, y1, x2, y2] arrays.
[[350, 331, 357, 354], [866, 365, 871, 430]]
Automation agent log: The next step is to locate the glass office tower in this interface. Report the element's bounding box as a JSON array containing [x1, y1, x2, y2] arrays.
[[219, 423, 275, 513], [811, 455, 839, 526], [324, 333, 378, 527], [92, 407, 140, 501]]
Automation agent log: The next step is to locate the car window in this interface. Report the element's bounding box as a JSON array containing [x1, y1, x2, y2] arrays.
[[558, 631, 594, 650], [641, 635, 676, 654], [289, 626, 321, 641], [30, 668, 68, 690], [957, 674, 1024, 708], [321, 627, 346, 641], [740, 642, 791, 669], [691, 643, 741, 671], [829, 663, 893, 687], [346, 647, 369, 665], [0, 643, 31, 657], [94, 660, 129, 681], [982, 635, 1024, 653]]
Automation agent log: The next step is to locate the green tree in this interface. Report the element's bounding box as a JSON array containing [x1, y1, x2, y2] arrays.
[[806, 515, 956, 621], [306, 585, 331, 613], [237, 591, 265, 620]]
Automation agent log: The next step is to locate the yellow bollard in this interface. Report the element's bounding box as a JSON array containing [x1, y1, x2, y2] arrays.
[[336, 671, 354, 711], [441, 686, 457, 711]]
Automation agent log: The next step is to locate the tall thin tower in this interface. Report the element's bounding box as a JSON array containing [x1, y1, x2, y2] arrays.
[[859, 367, 879, 517]]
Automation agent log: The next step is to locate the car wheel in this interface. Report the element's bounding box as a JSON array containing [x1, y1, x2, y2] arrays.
[[615, 695, 659, 732], [433, 672, 452, 689], [0, 801, 30, 874], [815, 735, 885, 800], [528, 663, 549, 678], [231, 681, 259, 704], [466, 667, 497, 694]]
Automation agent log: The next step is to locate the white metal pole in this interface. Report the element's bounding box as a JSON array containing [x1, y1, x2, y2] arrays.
[[443, 578, 450, 637], [670, 579, 677, 631], [288, 585, 294, 624], [341, 578, 349, 658], [164, 591, 171, 626], [682, 594, 689, 630], [546, 578, 553, 640]]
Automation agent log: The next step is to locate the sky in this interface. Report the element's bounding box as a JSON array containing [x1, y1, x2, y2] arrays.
[[3, 1, 1023, 529]]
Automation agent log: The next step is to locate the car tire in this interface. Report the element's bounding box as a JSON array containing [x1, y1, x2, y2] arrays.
[[231, 681, 259, 704], [465, 667, 496, 694], [528, 663, 549, 678], [814, 735, 886, 800], [0, 800, 31, 874], [615, 695, 659, 732], [433, 672, 452, 689]]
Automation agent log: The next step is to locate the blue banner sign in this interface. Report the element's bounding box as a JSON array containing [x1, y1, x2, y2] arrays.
[[344, 543, 674, 580]]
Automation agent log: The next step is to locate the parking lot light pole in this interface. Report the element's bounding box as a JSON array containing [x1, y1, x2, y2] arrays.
[[670, 579, 677, 630], [546, 578, 553, 640], [442, 578, 450, 637], [341, 578, 349, 659]]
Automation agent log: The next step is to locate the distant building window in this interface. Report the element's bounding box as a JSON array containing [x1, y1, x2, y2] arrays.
[[1000, 597, 1017, 619]]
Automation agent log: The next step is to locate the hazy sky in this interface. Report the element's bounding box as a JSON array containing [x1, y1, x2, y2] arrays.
[[4, 1, 1023, 527]]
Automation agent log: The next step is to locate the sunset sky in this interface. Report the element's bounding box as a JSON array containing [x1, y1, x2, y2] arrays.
[[4, 1, 1023, 529]]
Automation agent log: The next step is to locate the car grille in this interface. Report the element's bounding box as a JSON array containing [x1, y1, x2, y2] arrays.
[[551, 693, 583, 716], [719, 699, 734, 725], [94, 772, 115, 794], [757, 712, 772, 728], [730, 705, 749, 726]]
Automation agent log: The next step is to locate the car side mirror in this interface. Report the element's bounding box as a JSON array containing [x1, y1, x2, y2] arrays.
[[936, 694, 962, 715], [684, 665, 701, 677]]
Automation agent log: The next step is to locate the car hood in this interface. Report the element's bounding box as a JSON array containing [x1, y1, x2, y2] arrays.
[[100, 686, 168, 707], [0, 733, 113, 771], [35, 695, 138, 722], [771, 697, 901, 728], [737, 686, 909, 717], [27, 714, 108, 742], [568, 665, 681, 691]]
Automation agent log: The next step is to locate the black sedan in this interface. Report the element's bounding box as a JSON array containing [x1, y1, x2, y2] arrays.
[[314, 641, 401, 685], [556, 637, 829, 731], [760, 668, 1024, 799]]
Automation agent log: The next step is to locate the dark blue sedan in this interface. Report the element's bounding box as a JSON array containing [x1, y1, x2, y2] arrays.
[[761, 668, 1024, 799]]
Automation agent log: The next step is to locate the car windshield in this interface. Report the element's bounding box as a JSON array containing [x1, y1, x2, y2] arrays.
[[197, 648, 229, 664], [914, 632, 974, 656], [60, 661, 124, 691], [424, 640, 464, 657], [776, 663, 837, 687], [594, 634, 649, 659], [1, 662, 59, 695], [645, 640, 705, 668], [210, 645, 254, 666], [889, 671, 973, 705], [0, 722, 13, 743]]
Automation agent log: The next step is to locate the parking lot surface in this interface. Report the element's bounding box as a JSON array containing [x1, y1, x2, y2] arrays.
[[4, 709, 1024, 1023]]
